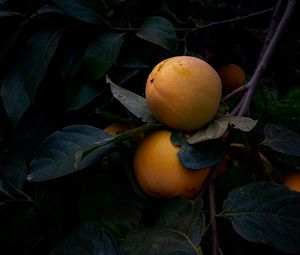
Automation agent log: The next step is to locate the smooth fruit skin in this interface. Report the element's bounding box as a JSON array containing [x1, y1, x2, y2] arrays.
[[146, 56, 222, 132], [133, 130, 209, 199], [216, 64, 245, 92], [282, 172, 300, 192]]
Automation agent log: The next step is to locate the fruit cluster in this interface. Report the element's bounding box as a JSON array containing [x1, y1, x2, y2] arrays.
[[104, 56, 298, 200], [133, 56, 223, 199]]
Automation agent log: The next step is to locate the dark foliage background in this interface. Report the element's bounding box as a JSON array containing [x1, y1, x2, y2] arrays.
[[0, 0, 299, 254]]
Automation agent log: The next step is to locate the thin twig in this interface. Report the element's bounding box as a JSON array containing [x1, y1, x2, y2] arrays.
[[223, 83, 249, 101], [232, 0, 296, 116], [259, 0, 285, 60], [106, 7, 274, 32]]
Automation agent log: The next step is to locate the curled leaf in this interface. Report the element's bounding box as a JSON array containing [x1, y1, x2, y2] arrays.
[[107, 76, 156, 123]]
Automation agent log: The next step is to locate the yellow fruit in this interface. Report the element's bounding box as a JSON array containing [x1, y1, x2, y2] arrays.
[[216, 64, 246, 92], [133, 130, 210, 199], [145, 56, 222, 132], [282, 172, 300, 192]]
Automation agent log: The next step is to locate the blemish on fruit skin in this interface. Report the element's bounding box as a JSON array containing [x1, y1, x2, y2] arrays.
[[185, 187, 198, 196], [172, 63, 191, 77], [150, 78, 154, 84]]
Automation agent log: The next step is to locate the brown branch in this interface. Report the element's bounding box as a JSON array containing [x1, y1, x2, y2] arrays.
[[259, 0, 285, 60], [231, 0, 297, 116], [209, 178, 219, 255], [223, 83, 249, 101]]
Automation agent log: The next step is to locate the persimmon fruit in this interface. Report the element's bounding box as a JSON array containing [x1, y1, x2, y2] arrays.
[[133, 130, 210, 199], [145, 56, 222, 132], [217, 64, 246, 92], [282, 172, 300, 192]]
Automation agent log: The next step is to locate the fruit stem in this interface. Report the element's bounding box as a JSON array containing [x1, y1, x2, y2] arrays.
[[230, 0, 296, 116]]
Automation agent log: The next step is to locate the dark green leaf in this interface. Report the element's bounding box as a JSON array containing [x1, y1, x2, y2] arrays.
[[27, 125, 116, 182], [120, 227, 200, 255], [2, 154, 27, 191], [51, 0, 107, 25], [54, 40, 86, 79], [136, 16, 178, 51], [264, 123, 300, 157], [172, 133, 224, 170], [84, 33, 124, 80], [187, 115, 229, 144], [0, 0, 8, 6], [36, 5, 65, 15], [1, 70, 31, 125], [0, 10, 17, 17], [1, 29, 61, 124], [155, 197, 205, 245], [229, 116, 258, 132], [0, 23, 23, 65], [187, 115, 257, 144], [107, 76, 156, 123], [223, 182, 300, 254], [49, 221, 118, 255], [79, 171, 142, 240], [67, 82, 107, 111], [20, 30, 62, 100]]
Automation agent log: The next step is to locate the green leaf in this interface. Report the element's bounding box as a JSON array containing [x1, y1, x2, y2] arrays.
[[187, 115, 229, 144], [107, 76, 156, 123], [187, 115, 257, 144], [1, 29, 62, 124], [172, 132, 224, 170], [1, 70, 31, 126], [264, 123, 300, 157], [0, 10, 17, 17], [136, 16, 178, 51], [53, 39, 86, 79], [119, 227, 200, 255], [51, 0, 107, 25], [35, 5, 65, 15], [0, 23, 23, 64], [223, 182, 300, 254], [155, 197, 205, 245], [79, 171, 142, 240], [229, 116, 258, 132], [27, 125, 116, 182], [67, 82, 107, 111], [84, 33, 124, 80], [20, 30, 62, 100], [2, 154, 27, 191], [49, 221, 118, 255]]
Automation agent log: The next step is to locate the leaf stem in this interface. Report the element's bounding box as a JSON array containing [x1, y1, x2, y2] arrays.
[[216, 211, 256, 218]]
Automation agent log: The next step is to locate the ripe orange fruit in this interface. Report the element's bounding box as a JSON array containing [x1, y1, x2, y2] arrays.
[[145, 56, 222, 132], [133, 130, 210, 199], [282, 172, 300, 192], [216, 64, 246, 92]]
